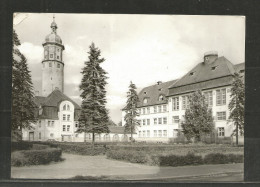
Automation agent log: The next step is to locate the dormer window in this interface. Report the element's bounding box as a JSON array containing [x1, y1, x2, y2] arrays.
[[189, 72, 195, 76], [143, 98, 148, 104], [158, 88, 162, 91], [159, 95, 164, 101], [144, 91, 147, 95], [211, 66, 218, 70], [239, 70, 245, 73]]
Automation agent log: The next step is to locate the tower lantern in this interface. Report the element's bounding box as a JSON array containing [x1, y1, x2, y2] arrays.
[[41, 16, 65, 96]]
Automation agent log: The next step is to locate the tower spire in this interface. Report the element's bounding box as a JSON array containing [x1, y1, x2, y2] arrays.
[[50, 14, 57, 33]]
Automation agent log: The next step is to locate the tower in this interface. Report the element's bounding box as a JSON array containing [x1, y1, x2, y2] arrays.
[[42, 16, 65, 96]]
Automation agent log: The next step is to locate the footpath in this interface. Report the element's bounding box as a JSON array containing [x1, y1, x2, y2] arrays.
[[11, 153, 243, 181]]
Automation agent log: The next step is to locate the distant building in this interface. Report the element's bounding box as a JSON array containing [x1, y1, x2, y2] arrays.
[[22, 18, 130, 142], [122, 51, 245, 143]]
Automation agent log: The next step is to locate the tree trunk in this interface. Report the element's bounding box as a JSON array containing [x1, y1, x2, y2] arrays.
[[84, 132, 86, 143], [236, 122, 239, 146], [92, 132, 95, 148]]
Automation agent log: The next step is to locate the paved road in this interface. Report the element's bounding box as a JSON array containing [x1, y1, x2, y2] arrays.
[[11, 153, 243, 181]]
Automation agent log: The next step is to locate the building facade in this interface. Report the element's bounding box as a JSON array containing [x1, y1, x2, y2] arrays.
[[122, 51, 245, 143]]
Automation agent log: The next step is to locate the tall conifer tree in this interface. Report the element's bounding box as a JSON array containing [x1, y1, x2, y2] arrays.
[[12, 30, 37, 131], [181, 90, 214, 142], [229, 73, 245, 145], [76, 43, 109, 145], [124, 81, 140, 142]]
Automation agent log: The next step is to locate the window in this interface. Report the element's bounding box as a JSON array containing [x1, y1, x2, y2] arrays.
[[172, 97, 179, 110], [211, 66, 218, 70], [142, 108, 146, 114], [51, 121, 54, 127], [163, 117, 167, 124], [139, 131, 141, 137], [154, 130, 157, 137], [63, 125, 66, 131], [57, 63, 60, 68], [204, 91, 213, 107], [182, 95, 190, 110], [48, 121, 50, 127], [218, 127, 225, 137], [50, 133, 54, 138], [63, 104, 66, 110], [158, 130, 162, 137], [163, 130, 167, 137], [143, 98, 148, 104], [159, 95, 164, 101], [49, 62, 52, 67], [172, 116, 180, 123], [154, 118, 157, 125], [147, 119, 150, 125], [57, 55, 59, 59], [143, 131, 146, 137], [147, 107, 150, 114], [75, 122, 78, 128], [154, 106, 157, 113], [67, 115, 70, 121], [75, 134, 78, 138], [189, 72, 195, 76], [216, 89, 226, 106], [67, 105, 70, 111], [67, 125, 70, 132], [57, 48, 60, 52], [39, 132, 41, 139], [143, 119, 146, 126], [144, 91, 147, 95], [217, 112, 226, 120], [147, 130, 150, 137], [158, 106, 162, 113], [63, 114, 66, 121], [163, 105, 167, 112], [39, 120, 41, 128], [158, 118, 162, 125], [50, 54, 53, 58]]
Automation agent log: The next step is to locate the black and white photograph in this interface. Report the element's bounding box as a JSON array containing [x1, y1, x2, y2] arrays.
[[11, 13, 245, 181]]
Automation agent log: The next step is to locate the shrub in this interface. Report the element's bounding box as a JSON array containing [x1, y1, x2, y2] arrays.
[[158, 153, 203, 167], [11, 148, 62, 166], [106, 149, 148, 164], [204, 153, 243, 164], [32, 144, 49, 150], [11, 141, 33, 152]]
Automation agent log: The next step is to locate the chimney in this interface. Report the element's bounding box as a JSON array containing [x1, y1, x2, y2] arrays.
[[157, 81, 162, 85], [204, 51, 218, 64]]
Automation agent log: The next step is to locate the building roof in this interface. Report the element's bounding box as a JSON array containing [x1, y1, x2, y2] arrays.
[[169, 56, 235, 89], [35, 89, 80, 109], [136, 80, 178, 108], [33, 89, 81, 120], [167, 57, 245, 96]]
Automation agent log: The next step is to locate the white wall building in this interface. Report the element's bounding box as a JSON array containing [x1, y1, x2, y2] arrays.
[[122, 51, 245, 143]]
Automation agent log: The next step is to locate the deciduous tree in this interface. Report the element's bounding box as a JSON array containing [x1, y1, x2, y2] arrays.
[[181, 90, 214, 142]]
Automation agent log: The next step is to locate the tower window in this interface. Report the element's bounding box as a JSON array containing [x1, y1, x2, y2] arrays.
[[49, 62, 52, 67], [57, 63, 60, 68], [57, 56, 59, 59], [50, 54, 53, 58]]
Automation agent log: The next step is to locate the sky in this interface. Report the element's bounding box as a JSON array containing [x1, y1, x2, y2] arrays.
[[13, 13, 245, 124]]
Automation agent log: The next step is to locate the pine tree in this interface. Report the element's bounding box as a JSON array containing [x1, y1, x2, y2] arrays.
[[124, 81, 140, 142], [229, 73, 245, 145], [181, 90, 214, 142], [12, 30, 37, 132], [76, 43, 109, 145]]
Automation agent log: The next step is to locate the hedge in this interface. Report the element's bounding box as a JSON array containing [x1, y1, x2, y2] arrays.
[[32, 144, 49, 150], [11, 141, 33, 152], [11, 148, 62, 166], [106, 149, 244, 167]]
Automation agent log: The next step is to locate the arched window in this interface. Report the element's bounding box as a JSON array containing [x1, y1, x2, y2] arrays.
[[122, 134, 128, 142], [104, 134, 110, 142], [67, 104, 70, 111], [143, 98, 148, 104], [63, 104, 66, 110]]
